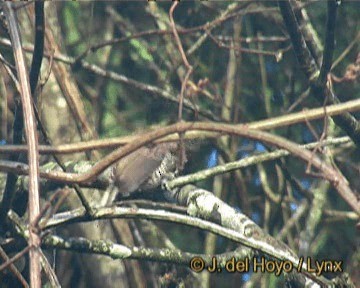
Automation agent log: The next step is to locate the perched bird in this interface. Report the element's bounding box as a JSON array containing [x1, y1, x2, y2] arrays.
[[109, 143, 180, 201]]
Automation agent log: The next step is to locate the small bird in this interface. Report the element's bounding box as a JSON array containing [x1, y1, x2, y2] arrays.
[[109, 143, 180, 201]]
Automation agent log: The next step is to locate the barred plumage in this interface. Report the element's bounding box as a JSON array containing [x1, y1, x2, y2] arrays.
[[109, 143, 179, 200]]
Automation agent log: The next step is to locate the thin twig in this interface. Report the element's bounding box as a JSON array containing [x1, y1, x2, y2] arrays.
[[0, 245, 29, 287], [169, 1, 193, 169], [0, 245, 32, 274]]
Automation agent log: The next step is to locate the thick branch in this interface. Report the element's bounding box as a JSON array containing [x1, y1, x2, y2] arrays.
[[36, 188, 331, 286], [1, 122, 359, 214]]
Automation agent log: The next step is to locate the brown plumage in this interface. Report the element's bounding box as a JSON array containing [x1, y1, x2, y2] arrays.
[[111, 143, 178, 197]]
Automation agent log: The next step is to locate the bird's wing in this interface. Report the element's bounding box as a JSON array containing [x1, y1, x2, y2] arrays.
[[113, 147, 163, 195]]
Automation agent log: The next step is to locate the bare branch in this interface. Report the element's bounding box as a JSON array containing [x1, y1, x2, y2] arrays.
[[3, 3, 41, 287]]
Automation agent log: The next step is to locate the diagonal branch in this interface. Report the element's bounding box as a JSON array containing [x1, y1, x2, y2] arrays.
[[1, 97, 360, 155], [318, 0, 337, 85], [278, 1, 319, 81], [36, 188, 331, 286], [1, 122, 359, 214], [29, 1, 44, 99], [278, 0, 360, 146]]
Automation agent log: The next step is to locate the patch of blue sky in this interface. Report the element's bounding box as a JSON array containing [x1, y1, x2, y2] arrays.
[[255, 142, 266, 153], [253, 172, 261, 187], [290, 202, 298, 212], [242, 271, 252, 282], [251, 212, 261, 225], [207, 148, 218, 168]]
